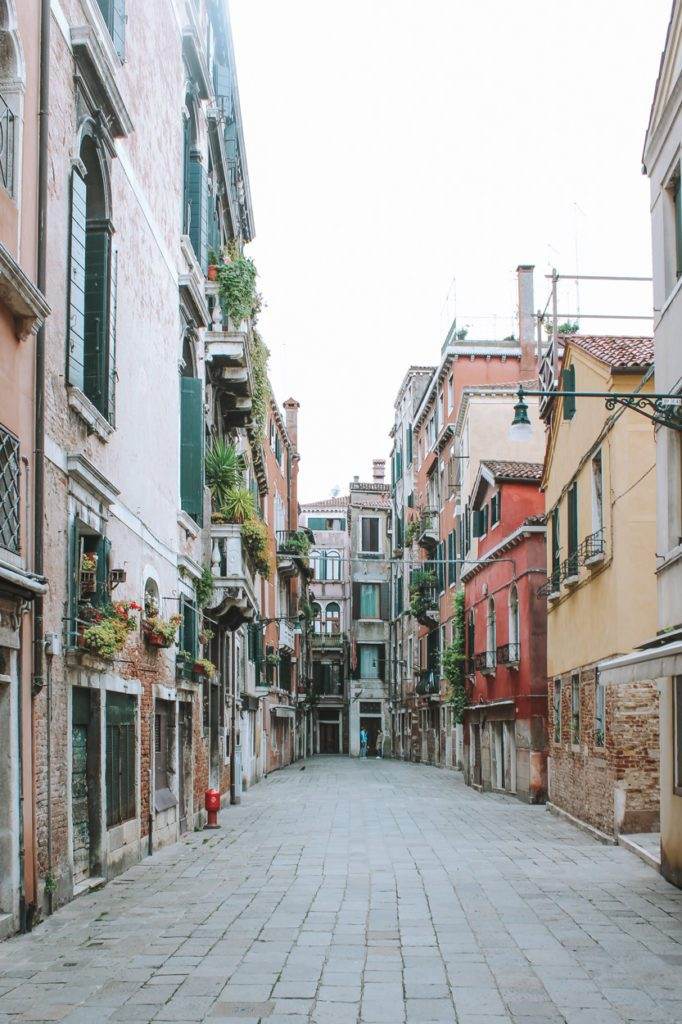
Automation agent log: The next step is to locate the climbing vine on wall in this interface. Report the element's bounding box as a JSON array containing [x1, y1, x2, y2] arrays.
[[250, 329, 271, 444], [443, 589, 467, 723]]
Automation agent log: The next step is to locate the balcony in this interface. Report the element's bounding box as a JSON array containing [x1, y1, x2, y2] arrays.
[[416, 669, 440, 696], [409, 584, 439, 628], [496, 642, 520, 667], [204, 282, 253, 429], [474, 651, 496, 676], [581, 528, 605, 568], [276, 530, 312, 578], [561, 552, 580, 588], [0, 94, 15, 196], [279, 618, 296, 653], [417, 509, 439, 552], [0, 424, 20, 554], [538, 570, 561, 601], [206, 524, 258, 629], [311, 631, 345, 649]]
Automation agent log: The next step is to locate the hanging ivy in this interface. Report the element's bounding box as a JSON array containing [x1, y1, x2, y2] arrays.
[[195, 564, 214, 609], [250, 329, 271, 444], [216, 242, 258, 326], [443, 590, 467, 723]]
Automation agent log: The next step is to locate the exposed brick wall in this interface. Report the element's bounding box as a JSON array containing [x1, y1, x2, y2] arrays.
[[548, 665, 659, 835]]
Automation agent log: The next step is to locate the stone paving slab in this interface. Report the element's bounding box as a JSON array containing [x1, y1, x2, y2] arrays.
[[2, 758, 682, 1022]]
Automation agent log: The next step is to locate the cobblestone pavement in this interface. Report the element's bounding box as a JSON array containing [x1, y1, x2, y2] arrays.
[[2, 758, 682, 1024]]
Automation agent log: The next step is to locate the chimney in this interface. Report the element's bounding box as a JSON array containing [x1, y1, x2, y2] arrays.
[[353, 475, 359, 484], [517, 265, 536, 380], [283, 397, 299, 451], [373, 459, 386, 482]]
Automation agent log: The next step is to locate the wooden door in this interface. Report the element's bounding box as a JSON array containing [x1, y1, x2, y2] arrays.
[[72, 688, 91, 885], [319, 723, 338, 754], [178, 702, 192, 834]]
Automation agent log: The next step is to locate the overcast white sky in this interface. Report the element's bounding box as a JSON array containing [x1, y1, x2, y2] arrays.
[[229, 0, 671, 503]]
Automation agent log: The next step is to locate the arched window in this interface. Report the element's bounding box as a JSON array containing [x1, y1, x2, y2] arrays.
[[467, 610, 475, 662], [325, 550, 341, 581], [311, 550, 323, 580], [144, 578, 160, 619], [311, 602, 322, 635], [66, 128, 117, 423], [0, 0, 24, 200], [486, 598, 496, 669], [508, 585, 519, 658], [325, 602, 341, 635]]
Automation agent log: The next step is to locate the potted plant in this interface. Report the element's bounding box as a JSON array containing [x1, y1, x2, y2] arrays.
[[143, 613, 182, 649], [80, 552, 98, 595], [222, 487, 256, 524], [265, 652, 280, 667], [193, 657, 216, 678], [215, 242, 258, 326], [199, 626, 214, 646], [205, 440, 247, 512], [207, 248, 221, 282], [241, 518, 272, 579]]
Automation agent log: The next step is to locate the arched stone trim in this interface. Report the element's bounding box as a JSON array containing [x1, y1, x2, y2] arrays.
[[0, 0, 25, 202]]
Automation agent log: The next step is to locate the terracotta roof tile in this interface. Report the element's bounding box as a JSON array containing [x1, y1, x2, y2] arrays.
[[300, 496, 349, 511], [482, 460, 543, 482], [567, 335, 653, 369]]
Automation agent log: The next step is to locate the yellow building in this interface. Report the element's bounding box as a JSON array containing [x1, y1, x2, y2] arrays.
[[541, 335, 659, 838]]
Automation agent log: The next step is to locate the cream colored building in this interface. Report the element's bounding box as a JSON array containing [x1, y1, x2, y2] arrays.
[[542, 336, 659, 838]]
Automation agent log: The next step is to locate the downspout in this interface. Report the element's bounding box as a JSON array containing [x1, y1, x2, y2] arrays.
[[32, 0, 51, 922]]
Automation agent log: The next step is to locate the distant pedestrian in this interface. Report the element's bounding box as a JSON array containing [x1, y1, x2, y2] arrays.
[[360, 728, 368, 758], [375, 730, 384, 758]]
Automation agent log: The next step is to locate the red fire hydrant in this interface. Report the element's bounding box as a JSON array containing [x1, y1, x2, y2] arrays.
[[204, 788, 221, 829]]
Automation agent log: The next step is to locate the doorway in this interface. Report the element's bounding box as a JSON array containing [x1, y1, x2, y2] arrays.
[[473, 724, 482, 786], [319, 718, 340, 753], [178, 701, 192, 834], [72, 687, 98, 885]]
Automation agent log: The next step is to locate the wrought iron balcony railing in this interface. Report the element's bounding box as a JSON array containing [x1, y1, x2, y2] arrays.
[[0, 94, 15, 196], [416, 669, 439, 695], [560, 551, 580, 584], [538, 570, 561, 598], [496, 642, 520, 666], [580, 528, 605, 564], [474, 651, 496, 674], [0, 424, 20, 553], [417, 509, 439, 551]]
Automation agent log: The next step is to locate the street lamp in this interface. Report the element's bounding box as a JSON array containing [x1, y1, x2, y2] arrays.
[[509, 385, 682, 441]]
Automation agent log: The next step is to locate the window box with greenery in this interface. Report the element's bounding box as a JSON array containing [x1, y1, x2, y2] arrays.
[[193, 658, 216, 679], [142, 613, 182, 649], [78, 601, 140, 659], [206, 440, 272, 581], [409, 569, 439, 625]]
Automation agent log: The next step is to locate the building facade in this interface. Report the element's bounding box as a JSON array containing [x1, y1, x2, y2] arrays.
[[541, 335, 659, 838], [0, 0, 50, 937], [461, 461, 547, 802], [349, 464, 391, 757]]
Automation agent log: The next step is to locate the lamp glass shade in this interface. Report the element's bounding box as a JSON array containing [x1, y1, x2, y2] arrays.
[[509, 396, 532, 442]]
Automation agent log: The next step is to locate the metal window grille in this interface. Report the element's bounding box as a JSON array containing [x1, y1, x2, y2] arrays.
[[0, 425, 20, 553], [0, 94, 15, 196]]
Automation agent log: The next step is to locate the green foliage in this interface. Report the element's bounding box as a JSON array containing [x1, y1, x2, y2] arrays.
[[408, 569, 438, 620], [216, 245, 258, 326], [405, 518, 420, 546], [205, 440, 246, 511], [241, 518, 272, 579], [455, 327, 468, 340], [44, 872, 57, 896], [443, 590, 467, 723], [143, 614, 182, 646], [223, 487, 256, 524], [250, 330, 271, 444], [81, 617, 129, 659], [194, 658, 216, 677], [195, 564, 214, 609], [265, 652, 280, 666], [545, 320, 580, 336], [279, 531, 311, 558]]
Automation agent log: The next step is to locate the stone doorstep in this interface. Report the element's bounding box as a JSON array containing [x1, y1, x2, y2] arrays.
[[618, 832, 662, 873], [73, 876, 106, 899], [545, 802, 616, 845]]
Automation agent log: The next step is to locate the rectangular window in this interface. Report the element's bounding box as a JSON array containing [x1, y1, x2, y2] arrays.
[[407, 637, 413, 675], [106, 692, 136, 827], [551, 507, 560, 581], [360, 583, 380, 619], [447, 375, 454, 412], [571, 673, 580, 745], [447, 530, 457, 586], [674, 172, 682, 281], [591, 450, 603, 534], [361, 517, 380, 553], [0, 425, 20, 554], [406, 427, 413, 465], [490, 492, 501, 526], [96, 0, 126, 59], [359, 644, 383, 680], [567, 482, 578, 567], [594, 672, 605, 748], [553, 679, 561, 743]]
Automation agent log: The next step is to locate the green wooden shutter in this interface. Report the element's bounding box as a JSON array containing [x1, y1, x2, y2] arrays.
[[107, 249, 118, 425], [94, 536, 111, 607], [180, 377, 204, 526], [563, 365, 576, 420], [380, 583, 390, 621], [111, 0, 125, 58], [378, 645, 386, 682], [676, 175, 682, 279], [181, 596, 198, 660], [352, 582, 361, 620], [83, 226, 110, 415], [187, 158, 208, 271], [213, 61, 232, 117], [568, 483, 578, 557], [307, 517, 326, 530], [551, 507, 560, 576], [68, 518, 80, 647], [67, 169, 87, 391], [472, 510, 482, 538], [407, 427, 413, 465]]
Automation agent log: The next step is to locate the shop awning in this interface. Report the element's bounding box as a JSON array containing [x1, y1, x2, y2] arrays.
[[598, 640, 682, 685]]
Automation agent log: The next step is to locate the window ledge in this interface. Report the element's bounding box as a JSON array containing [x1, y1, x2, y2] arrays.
[[656, 543, 682, 576], [177, 511, 200, 541], [563, 574, 580, 588], [585, 553, 605, 568], [67, 386, 114, 442]]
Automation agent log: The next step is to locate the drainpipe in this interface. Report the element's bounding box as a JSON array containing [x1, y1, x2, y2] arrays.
[[30, 0, 51, 923]]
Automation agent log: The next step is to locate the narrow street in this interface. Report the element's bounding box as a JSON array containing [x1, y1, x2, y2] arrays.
[[1, 760, 682, 1024]]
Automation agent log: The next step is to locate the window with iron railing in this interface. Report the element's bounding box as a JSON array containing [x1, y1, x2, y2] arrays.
[[0, 94, 15, 197], [0, 425, 20, 553]]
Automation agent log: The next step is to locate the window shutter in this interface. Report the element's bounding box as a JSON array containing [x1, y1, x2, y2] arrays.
[[568, 483, 578, 556], [407, 428, 413, 465], [352, 582, 361, 620], [563, 365, 576, 420], [307, 517, 326, 530], [551, 507, 560, 575], [107, 248, 118, 426], [94, 536, 111, 607], [378, 645, 386, 681], [361, 518, 370, 551], [83, 226, 111, 415], [187, 158, 208, 271], [111, 0, 126, 59], [676, 175, 682, 279], [380, 583, 390, 621], [68, 518, 80, 646], [213, 61, 233, 117], [180, 377, 204, 526], [67, 169, 87, 392], [472, 510, 482, 538]]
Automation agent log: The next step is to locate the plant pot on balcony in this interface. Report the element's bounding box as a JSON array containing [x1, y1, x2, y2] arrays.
[[207, 264, 218, 281], [146, 632, 170, 648], [80, 570, 96, 596]]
